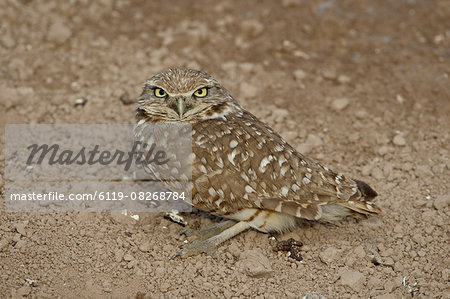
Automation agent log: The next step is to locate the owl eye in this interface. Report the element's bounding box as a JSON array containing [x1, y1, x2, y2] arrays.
[[154, 88, 167, 98], [193, 88, 208, 98]]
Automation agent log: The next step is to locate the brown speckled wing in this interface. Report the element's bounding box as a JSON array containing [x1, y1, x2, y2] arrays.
[[191, 110, 380, 220]]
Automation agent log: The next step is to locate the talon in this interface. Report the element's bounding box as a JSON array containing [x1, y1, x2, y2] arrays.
[[170, 252, 183, 260]]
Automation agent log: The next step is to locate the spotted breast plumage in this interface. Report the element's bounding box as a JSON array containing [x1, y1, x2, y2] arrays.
[[135, 68, 381, 258]]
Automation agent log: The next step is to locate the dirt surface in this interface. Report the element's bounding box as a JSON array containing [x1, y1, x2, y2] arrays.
[[1, 0, 449, 298]]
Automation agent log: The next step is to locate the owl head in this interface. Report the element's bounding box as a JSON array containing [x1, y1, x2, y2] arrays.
[[137, 68, 241, 123]]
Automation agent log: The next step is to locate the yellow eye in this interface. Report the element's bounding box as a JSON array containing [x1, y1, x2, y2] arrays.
[[154, 88, 167, 98], [193, 88, 208, 98]]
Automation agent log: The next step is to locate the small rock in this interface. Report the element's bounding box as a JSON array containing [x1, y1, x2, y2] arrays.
[[361, 164, 373, 176], [297, 143, 312, 154], [371, 167, 384, 180], [0, 35, 16, 48], [337, 75, 351, 84], [377, 146, 391, 156], [442, 268, 450, 281], [382, 257, 394, 266], [14, 222, 28, 236], [293, 50, 310, 59], [384, 280, 397, 292], [227, 243, 241, 258], [102, 280, 112, 292], [319, 247, 339, 265], [14, 239, 27, 250], [74, 98, 88, 106], [240, 19, 264, 36], [353, 245, 366, 259], [396, 94, 405, 104], [355, 110, 368, 119], [322, 68, 336, 80], [138, 242, 152, 252], [0, 238, 9, 251], [47, 22, 72, 44], [110, 213, 136, 225], [16, 285, 31, 297], [392, 135, 406, 146], [236, 250, 273, 278], [123, 253, 134, 261], [433, 194, 450, 210], [305, 134, 323, 147], [293, 69, 307, 81], [303, 292, 326, 299], [240, 82, 258, 99], [272, 108, 289, 123], [340, 270, 364, 289], [114, 249, 124, 262], [331, 98, 350, 111], [367, 276, 384, 289], [25, 279, 38, 287], [119, 92, 134, 105]]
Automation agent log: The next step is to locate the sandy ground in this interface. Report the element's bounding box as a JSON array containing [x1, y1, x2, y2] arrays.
[[1, 0, 449, 298]]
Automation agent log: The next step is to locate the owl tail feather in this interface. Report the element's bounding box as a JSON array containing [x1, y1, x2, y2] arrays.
[[320, 179, 381, 222]]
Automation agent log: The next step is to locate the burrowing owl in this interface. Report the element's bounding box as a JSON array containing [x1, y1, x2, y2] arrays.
[[135, 68, 381, 258]]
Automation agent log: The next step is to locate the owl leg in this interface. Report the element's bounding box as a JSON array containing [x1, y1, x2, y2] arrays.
[[172, 221, 250, 260], [180, 220, 236, 241]]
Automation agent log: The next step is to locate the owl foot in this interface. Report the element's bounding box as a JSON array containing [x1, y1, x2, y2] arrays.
[[172, 220, 251, 260], [180, 220, 235, 241], [172, 238, 220, 260]]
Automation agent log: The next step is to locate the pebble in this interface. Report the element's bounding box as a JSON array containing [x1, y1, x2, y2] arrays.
[[119, 92, 134, 105], [305, 134, 324, 147], [47, 22, 72, 44], [392, 135, 406, 146], [0, 35, 16, 48], [110, 213, 136, 225], [114, 249, 124, 262], [297, 134, 323, 154], [303, 292, 326, 299], [367, 276, 384, 289], [272, 108, 289, 123], [293, 49, 310, 59], [433, 194, 450, 210], [396, 94, 405, 104], [240, 82, 259, 99], [322, 68, 336, 80], [319, 247, 339, 265], [377, 146, 391, 156], [337, 75, 351, 84], [384, 279, 398, 292], [0, 238, 9, 251], [331, 98, 350, 111], [353, 245, 366, 259], [14, 239, 27, 250], [355, 110, 368, 119], [123, 253, 134, 261], [371, 167, 384, 180], [293, 69, 307, 81], [102, 280, 112, 292], [138, 241, 152, 252], [14, 222, 28, 236], [227, 243, 241, 258], [340, 270, 364, 289], [236, 250, 273, 278], [16, 285, 31, 297]]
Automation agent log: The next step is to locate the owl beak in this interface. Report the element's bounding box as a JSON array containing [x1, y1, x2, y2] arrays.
[[176, 97, 186, 117]]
